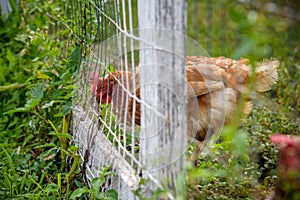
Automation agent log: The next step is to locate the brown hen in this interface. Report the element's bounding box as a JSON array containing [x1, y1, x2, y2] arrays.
[[90, 56, 279, 149]]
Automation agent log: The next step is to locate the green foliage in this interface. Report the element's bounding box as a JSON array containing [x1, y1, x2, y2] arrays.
[[184, 99, 299, 199], [184, 1, 300, 199], [70, 166, 118, 200], [0, 0, 84, 198]]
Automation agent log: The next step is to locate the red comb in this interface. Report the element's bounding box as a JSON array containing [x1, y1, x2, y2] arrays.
[[270, 134, 297, 148]]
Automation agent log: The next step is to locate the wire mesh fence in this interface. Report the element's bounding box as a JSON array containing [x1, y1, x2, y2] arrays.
[[71, 0, 189, 198], [70, 1, 141, 198]]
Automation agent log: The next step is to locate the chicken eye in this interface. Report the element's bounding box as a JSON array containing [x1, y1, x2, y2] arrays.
[[100, 84, 106, 90]]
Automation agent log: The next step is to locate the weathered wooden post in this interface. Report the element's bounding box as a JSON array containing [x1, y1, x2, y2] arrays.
[[138, 0, 187, 197]]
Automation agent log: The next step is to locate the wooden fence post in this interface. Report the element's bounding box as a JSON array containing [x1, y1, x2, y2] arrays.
[[138, 0, 187, 196]]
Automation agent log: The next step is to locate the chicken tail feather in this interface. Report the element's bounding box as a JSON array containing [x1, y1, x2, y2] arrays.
[[254, 59, 279, 92]]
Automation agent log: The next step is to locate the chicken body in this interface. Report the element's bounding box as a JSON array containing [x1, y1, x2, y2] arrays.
[[90, 56, 278, 148], [269, 134, 300, 200]]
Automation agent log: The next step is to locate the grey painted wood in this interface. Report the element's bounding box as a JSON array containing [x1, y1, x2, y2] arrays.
[[138, 0, 187, 197]]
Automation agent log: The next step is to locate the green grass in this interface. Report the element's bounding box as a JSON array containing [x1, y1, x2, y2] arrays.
[[0, 0, 107, 199]]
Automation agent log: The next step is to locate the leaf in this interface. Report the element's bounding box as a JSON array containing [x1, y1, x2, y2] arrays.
[[19, 48, 27, 57], [91, 178, 105, 199], [25, 99, 41, 108], [69, 187, 89, 199], [32, 57, 40, 62], [4, 107, 30, 114], [54, 101, 73, 117], [68, 145, 79, 151], [0, 59, 5, 83], [106, 64, 115, 73], [229, 7, 247, 23], [42, 101, 56, 109], [233, 130, 249, 157], [42, 100, 64, 109], [175, 173, 186, 199], [74, 180, 83, 188], [6, 49, 16, 67], [67, 46, 82, 73], [31, 83, 44, 99], [106, 189, 118, 200], [62, 101, 73, 115], [1, 145, 16, 177], [15, 34, 29, 44], [36, 72, 51, 79], [100, 166, 115, 176]]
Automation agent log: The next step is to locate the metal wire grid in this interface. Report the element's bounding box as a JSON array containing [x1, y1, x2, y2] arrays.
[[70, 0, 150, 198], [69, 0, 190, 199]]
